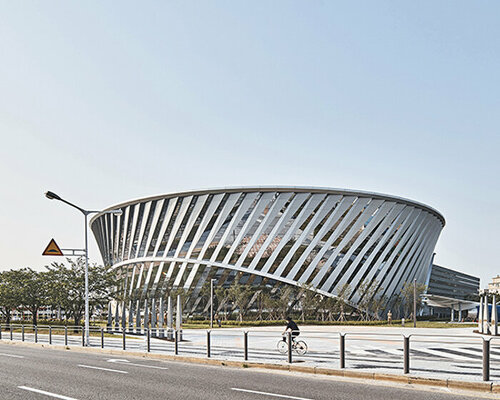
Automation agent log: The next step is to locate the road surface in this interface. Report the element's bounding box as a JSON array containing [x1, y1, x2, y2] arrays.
[[0, 342, 488, 400]]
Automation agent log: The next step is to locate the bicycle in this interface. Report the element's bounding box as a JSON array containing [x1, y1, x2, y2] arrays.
[[277, 335, 308, 355]]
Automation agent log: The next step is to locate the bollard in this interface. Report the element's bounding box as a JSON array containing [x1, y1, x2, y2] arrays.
[[483, 338, 490, 381], [147, 328, 151, 353], [244, 331, 248, 361], [122, 329, 126, 350], [175, 330, 179, 355], [340, 333, 345, 368], [22, 325, 24, 342], [64, 326, 68, 346], [49, 326, 52, 345], [403, 336, 410, 374], [287, 331, 292, 363], [207, 330, 211, 358], [10, 325, 13, 341], [81, 327, 84, 346], [34, 326, 37, 343], [101, 328, 104, 349], [0, 325, 2, 340]]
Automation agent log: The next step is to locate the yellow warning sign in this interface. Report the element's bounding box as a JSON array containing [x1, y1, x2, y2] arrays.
[[42, 239, 63, 256]]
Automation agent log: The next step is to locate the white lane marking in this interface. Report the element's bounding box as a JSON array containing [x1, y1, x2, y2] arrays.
[[18, 386, 78, 400], [78, 364, 128, 374], [0, 352, 24, 358], [231, 388, 314, 400], [107, 358, 168, 370]]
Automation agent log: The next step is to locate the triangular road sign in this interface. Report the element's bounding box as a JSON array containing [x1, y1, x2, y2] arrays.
[[42, 238, 63, 256]]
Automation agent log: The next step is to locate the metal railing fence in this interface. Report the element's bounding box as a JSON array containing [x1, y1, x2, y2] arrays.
[[0, 324, 498, 382]]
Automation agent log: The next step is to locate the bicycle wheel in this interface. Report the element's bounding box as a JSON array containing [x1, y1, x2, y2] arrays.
[[294, 340, 308, 355], [277, 340, 288, 354]]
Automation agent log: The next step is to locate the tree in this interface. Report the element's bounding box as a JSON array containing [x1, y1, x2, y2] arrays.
[[46, 258, 116, 326], [401, 281, 427, 318], [357, 280, 385, 321], [317, 295, 336, 321], [0, 271, 21, 324], [15, 268, 49, 326], [299, 284, 319, 322], [214, 286, 228, 321], [335, 283, 352, 321], [227, 280, 252, 322], [275, 286, 297, 320]]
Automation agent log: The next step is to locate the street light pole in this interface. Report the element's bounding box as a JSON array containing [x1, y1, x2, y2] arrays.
[[413, 278, 417, 328], [45, 191, 121, 346], [84, 212, 89, 346]]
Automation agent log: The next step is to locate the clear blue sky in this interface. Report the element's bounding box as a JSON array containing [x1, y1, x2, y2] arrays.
[[0, 1, 498, 287]]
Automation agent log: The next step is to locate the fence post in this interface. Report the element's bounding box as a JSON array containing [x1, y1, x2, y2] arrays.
[[403, 336, 410, 374], [101, 328, 104, 349], [147, 328, 150, 353], [122, 329, 126, 350], [207, 330, 211, 358], [287, 331, 292, 363], [64, 326, 68, 346], [34, 326, 37, 343], [340, 333, 345, 369], [483, 338, 490, 381], [244, 331, 248, 361], [22, 325, 24, 342], [81, 327, 84, 346], [175, 330, 179, 355], [49, 326, 52, 345]]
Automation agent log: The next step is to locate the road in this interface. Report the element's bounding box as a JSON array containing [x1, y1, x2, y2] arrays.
[[0, 342, 488, 400]]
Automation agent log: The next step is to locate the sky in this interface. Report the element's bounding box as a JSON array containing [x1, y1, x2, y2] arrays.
[[0, 1, 498, 288]]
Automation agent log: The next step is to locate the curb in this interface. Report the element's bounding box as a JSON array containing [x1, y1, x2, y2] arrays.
[[1, 340, 497, 393]]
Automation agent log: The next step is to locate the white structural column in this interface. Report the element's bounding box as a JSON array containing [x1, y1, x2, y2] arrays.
[[128, 300, 134, 331], [107, 302, 113, 330], [159, 297, 165, 338], [492, 294, 498, 336], [483, 295, 490, 334], [135, 299, 141, 333], [144, 299, 149, 331], [151, 298, 157, 336], [114, 302, 120, 329], [478, 294, 484, 334], [167, 296, 173, 340], [176, 294, 182, 340]]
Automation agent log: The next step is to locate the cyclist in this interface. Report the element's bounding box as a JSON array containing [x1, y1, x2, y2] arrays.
[[282, 316, 299, 344]]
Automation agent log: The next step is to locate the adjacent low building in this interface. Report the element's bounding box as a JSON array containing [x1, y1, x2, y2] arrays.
[[90, 186, 445, 325], [423, 264, 480, 320], [488, 275, 500, 294]]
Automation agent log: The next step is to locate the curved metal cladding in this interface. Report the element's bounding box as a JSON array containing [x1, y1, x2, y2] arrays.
[[90, 187, 445, 314]]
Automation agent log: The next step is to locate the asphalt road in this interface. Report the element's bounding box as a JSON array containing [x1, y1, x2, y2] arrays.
[[0, 342, 487, 400]]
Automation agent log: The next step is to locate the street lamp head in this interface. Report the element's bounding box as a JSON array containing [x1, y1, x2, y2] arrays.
[[45, 191, 61, 201]]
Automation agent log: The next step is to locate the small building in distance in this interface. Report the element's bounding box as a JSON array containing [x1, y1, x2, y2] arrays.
[[423, 264, 480, 320], [488, 275, 500, 294]]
